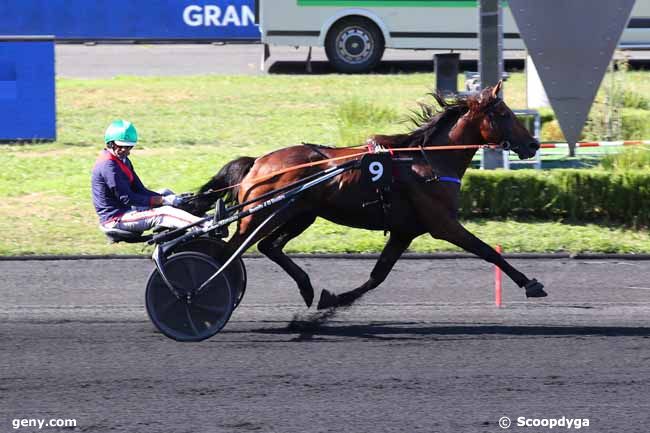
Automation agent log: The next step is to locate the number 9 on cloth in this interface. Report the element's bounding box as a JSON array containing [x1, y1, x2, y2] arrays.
[[360, 153, 392, 190]]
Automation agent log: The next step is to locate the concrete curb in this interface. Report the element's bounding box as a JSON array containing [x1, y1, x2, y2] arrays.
[[2, 253, 650, 261]]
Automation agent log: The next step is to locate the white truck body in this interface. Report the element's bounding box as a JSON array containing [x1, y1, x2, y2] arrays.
[[259, 0, 650, 72]]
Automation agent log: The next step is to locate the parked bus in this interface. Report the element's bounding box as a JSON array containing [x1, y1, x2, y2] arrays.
[[259, 0, 650, 73]]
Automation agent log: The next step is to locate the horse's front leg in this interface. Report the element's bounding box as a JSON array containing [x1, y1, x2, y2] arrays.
[[431, 219, 546, 297], [405, 183, 546, 298], [317, 232, 414, 309]]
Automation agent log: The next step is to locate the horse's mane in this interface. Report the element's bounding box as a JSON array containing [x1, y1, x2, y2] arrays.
[[376, 92, 470, 149], [291, 92, 473, 152]]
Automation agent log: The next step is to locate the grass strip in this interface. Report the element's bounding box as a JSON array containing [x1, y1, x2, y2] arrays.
[[1, 72, 649, 255]]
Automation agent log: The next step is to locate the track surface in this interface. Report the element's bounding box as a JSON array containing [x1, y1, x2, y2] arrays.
[[55, 44, 519, 78], [1, 257, 649, 433], [55, 44, 650, 78]]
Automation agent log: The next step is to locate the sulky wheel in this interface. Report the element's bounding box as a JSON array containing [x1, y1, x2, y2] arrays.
[[145, 251, 233, 342], [169, 237, 247, 308]]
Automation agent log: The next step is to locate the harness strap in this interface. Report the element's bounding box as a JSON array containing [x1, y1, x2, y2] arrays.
[[417, 144, 440, 183], [205, 151, 368, 195], [302, 142, 331, 160], [366, 138, 395, 156], [206, 144, 495, 195], [438, 176, 462, 184]]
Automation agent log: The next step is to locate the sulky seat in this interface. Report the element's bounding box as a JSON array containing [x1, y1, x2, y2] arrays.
[[99, 225, 153, 244]]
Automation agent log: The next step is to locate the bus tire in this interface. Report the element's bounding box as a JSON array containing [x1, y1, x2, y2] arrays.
[[325, 17, 385, 73]]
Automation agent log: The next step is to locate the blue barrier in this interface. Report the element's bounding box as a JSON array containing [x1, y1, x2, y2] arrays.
[[0, 36, 56, 141], [0, 0, 259, 41]]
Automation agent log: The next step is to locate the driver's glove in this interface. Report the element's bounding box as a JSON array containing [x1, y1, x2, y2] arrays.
[[162, 194, 184, 207]]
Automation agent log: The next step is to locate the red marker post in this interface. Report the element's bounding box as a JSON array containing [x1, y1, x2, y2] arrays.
[[495, 245, 503, 307]]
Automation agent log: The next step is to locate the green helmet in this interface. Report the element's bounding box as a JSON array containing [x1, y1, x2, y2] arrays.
[[104, 119, 138, 147]]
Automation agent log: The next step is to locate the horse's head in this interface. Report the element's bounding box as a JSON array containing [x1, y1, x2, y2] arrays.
[[469, 81, 540, 159]]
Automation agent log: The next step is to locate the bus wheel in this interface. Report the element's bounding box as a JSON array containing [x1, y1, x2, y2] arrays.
[[325, 17, 384, 73]]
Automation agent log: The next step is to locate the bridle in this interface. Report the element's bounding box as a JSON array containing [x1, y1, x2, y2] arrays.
[[483, 98, 516, 152]]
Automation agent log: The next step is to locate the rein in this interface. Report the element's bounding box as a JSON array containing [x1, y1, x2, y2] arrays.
[[197, 137, 648, 199], [193, 143, 499, 198]]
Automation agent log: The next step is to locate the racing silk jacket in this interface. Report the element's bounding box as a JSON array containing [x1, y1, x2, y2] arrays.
[[91, 150, 160, 223]]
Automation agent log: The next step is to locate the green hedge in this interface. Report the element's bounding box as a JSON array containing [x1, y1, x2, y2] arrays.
[[460, 169, 650, 226]]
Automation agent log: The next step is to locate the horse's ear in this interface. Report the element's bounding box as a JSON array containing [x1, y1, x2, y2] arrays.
[[468, 95, 480, 113], [491, 80, 503, 98]]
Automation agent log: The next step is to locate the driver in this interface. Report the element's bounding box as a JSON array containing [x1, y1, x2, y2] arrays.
[[91, 119, 203, 234]]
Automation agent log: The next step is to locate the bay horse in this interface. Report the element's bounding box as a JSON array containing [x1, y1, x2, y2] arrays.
[[184, 81, 547, 309]]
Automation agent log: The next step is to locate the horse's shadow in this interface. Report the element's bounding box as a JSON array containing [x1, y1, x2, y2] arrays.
[[251, 312, 650, 341]]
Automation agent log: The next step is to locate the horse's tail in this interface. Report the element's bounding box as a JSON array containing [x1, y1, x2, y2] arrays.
[[199, 156, 255, 203]]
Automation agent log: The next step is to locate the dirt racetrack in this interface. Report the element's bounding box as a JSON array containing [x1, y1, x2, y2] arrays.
[[1, 256, 649, 432]]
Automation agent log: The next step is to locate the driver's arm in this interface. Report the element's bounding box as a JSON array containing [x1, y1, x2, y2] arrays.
[[105, 162, 162, 208]]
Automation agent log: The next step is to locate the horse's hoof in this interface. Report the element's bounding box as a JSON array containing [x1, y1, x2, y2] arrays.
[[525, 279, 547, 298], [300, 287, 314, 308], [317, 290, 339, 310]]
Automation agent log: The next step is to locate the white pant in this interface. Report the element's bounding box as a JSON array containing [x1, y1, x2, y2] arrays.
[[105, 206, 202, 233]]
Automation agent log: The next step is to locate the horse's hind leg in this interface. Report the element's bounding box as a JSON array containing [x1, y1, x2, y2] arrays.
[[225, 209, 291, 264], [257, 213, 318, 307], [317, 232, 413, 309]]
